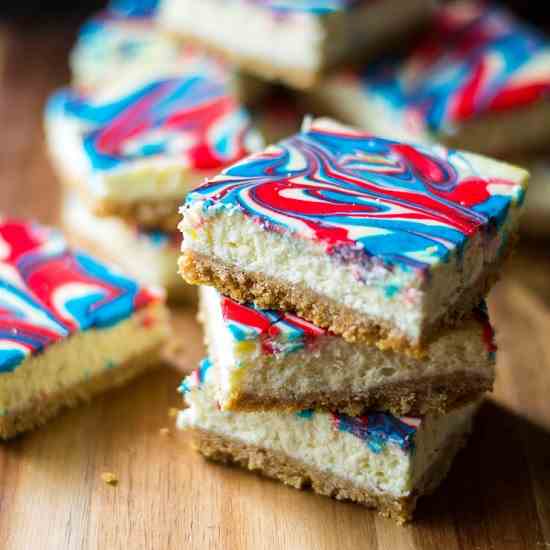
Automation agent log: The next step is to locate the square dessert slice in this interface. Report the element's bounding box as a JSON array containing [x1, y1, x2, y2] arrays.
[[199, 285, 495, 416], [70, 4, 269, 104], [0, 219, 170, 439], [45, 71, 262, 233], [179, 117, 528, 354], [314, 1, 550, 158], [156, 0, 434, 90], [62, 192, 193, 303], [179, 358, 480, 524]]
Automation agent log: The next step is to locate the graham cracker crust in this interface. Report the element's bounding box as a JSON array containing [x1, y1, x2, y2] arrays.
[[223, 371, 491, 417], [179, 250, 502, 357], [94, 197, 182, 233], [0, 347, 163, 440], [189, 427, 470, 524]]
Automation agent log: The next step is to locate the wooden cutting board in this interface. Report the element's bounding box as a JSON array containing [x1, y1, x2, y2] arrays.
[[0, 19, 549, 550]]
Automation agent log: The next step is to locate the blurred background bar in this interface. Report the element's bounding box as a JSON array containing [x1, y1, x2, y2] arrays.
[[0, 1, 549, 24]]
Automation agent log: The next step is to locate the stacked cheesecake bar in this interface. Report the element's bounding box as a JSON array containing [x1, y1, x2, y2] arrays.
[[176, 118, 528, 523], [45, 1, 262, 301]]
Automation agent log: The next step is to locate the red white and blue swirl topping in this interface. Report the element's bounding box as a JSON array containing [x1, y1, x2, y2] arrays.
[[187, 118, 526, 271], [47, 74, 256, 175], [221, 294, 325, 355], [0, 220, 160, 374], [358, 1, 550, 135], [330, 412, 421, 454]]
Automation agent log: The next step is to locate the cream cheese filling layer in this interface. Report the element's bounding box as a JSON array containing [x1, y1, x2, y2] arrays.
[[0, 304, 169, 414], [200, 285, 493, 408], [179, 375, 479, 497], [182, 201, 517, 344], [157, 0, 324, 73]]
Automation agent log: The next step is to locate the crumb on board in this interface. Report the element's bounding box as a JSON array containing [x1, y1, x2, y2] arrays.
[[159, 427, 170, 436], [168, 408, 179, 418], [101, 472, 118, 486]]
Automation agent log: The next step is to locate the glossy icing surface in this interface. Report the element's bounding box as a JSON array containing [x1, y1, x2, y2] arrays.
[[186, 118, 525, 271], [221, 294, 325, 355], [48, 75, 256, 174], [360, 1, 550, 135], [219, 290, 495, 358], [330, 412, 420, 453], [181, 357, 421, 455], [0, 220, 159, 373]]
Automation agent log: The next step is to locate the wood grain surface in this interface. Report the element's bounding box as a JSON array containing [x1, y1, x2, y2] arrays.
[[0, 19, 549, 550]]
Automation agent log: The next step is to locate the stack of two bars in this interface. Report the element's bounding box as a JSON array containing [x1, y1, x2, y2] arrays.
[[176, 118, 528, 523]]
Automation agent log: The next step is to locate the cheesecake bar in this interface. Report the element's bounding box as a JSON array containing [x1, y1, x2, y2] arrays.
[[179, 118, 528, 354], [0, 219, 170, 439], [62, 192, 192, 302], [45, 73, 262, 232], [314, 1, 550, 157], [179, 358, 480, 524], [70, 6, 240, 96], [156, 0, 434, 90], [199, 285, 494, 415]]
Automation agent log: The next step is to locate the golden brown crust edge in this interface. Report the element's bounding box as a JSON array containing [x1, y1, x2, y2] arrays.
[[223, 371, 491, 417], [189, 427, 470, 524], [0, 347, 163, 440], [178, 250, 501, 357]]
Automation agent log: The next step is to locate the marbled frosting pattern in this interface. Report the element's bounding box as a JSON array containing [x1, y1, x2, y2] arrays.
[[361, 1, 550, 134], [331, 412, 420, 453], [48, 75, 255, 173], [187, 119, 525, 271], [221, 294, 324, 355], [0, 220, 159, 373]]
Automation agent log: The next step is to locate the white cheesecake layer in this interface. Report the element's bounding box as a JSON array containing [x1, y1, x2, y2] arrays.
[[62, 194, 188, 298], [182, 197, 520, 344], [200, 285, 494, 409], [0, 304, 169, 416], [179, 370, 479, 498], [158, 0, 324, 74]]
